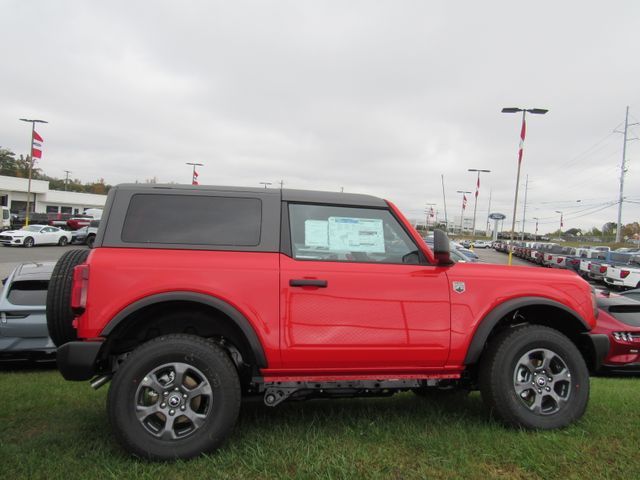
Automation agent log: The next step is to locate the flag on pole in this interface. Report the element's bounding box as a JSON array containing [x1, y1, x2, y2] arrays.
[[429, 207, 435, 218], [192, 169, 199, 185], [462, 194, 468, 210], [518, 117, 526, 165], [560, 214, 563, 228], [475, 176, 480, 198], [32, 131, 43, 159]]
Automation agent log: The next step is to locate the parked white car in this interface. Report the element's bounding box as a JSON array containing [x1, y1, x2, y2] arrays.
[[604, 257, 640, 289], [472, 240, 491, 248], [0, 225, 72, 248]]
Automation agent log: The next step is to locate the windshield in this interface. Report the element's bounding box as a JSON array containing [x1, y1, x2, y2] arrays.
[[21, 225, 42, 232]]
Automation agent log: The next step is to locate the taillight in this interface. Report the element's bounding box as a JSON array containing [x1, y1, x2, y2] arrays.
[[71, 264, 89, 312], [599, 266, 607, 274], [557, 258, 563, 263], [621, 270, 630, 278], [570, 259, 580, 265]]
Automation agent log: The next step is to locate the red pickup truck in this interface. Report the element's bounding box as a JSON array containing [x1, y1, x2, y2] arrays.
[[47, 184, 608, 460]]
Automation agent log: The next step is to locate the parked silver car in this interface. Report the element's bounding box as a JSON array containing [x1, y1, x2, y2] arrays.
[[0, 262, 55, 360]]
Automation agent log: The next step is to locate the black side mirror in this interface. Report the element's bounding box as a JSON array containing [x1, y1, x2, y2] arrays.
[[433, 229, 454, 266]]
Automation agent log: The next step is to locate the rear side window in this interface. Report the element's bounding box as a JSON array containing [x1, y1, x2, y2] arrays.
[[7, 280, 48, 306], [122, 194, 261, 246]]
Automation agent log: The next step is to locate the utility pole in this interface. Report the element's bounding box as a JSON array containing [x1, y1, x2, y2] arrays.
[[521, 174, 529, 240], [64, 170, 71, 191], [279, 180, 284, 189], [441, 174, 448, 231], [615, 106, 639, 243]]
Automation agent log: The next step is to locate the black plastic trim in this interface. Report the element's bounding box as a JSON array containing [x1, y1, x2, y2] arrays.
[[100, 292, 268, 368], [464, 297, 591, 365], [57, 340, 103, 381], [585, 332, 610, 370]]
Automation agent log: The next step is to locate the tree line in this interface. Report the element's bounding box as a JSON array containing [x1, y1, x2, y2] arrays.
[[0, 147, 111, 195]]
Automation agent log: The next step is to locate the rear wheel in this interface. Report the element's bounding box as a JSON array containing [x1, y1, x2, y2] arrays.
[[107, 334, 241, 460], [58, 236, 69, 246], [479, 324, 589, 430], [86, 235, 95, 248], [46, 249, 90, 346]]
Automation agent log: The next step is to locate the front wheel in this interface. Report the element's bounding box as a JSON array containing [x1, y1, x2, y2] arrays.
[[23, 237, 34, 248], [479, 324, 589, 430], [107, 334, 241, 460]]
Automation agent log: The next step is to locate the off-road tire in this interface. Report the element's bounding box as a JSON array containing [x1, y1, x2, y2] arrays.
[[107, 334, 241, 460], [479, 324, 589, 430], [46, 249, 90, 346]]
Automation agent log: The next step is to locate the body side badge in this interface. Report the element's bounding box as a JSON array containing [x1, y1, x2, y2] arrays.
[[452, 281, 466, 294]]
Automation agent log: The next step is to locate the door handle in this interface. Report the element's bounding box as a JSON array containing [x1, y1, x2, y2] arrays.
[[289, 279, 328, 288]]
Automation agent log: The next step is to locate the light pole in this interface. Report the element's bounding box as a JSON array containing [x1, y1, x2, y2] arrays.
[[468, 168, 491, 237], [533, 217, 539, 238], [555, 210, 563, 238], [457, 190, 471, 235], [259, 182, 272, 189], [186, 162, 203, 185], [64, 170, 72, 191], [502, 107, 548, 265], [19, 118, 48, 226]]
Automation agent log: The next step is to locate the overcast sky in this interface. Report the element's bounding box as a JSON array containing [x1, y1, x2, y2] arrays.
[[2, 1, 639, 233]]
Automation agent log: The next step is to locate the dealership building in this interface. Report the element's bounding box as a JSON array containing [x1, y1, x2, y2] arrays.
[[0, 175, 107, 215]]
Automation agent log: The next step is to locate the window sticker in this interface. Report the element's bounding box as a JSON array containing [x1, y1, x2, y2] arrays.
[[304, 220, 329, 247], [328, 217, 385, 253]]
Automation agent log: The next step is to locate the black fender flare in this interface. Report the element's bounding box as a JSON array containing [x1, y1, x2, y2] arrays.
[[464, 296, 590, 365], [100, 291, 268, 368]]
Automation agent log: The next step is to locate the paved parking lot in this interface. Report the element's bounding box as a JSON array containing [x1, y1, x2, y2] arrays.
[[0, 245, 88, 280]]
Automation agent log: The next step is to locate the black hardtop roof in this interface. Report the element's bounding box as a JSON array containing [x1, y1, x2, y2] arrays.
[[112, 184, 388, 208]]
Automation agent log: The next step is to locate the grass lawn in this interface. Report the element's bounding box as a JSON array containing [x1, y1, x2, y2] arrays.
[[1, 367, 638, 480]]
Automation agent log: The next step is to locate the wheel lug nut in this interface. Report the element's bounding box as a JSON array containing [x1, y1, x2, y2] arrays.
[[160, 403, 166, 408], [174, 387, 179, 391], [183, 394, 188, 399], [538, 389, 542, 394], [548, 377, 552, 382], [169, 409, 175, 415], [546, 387, 551, 391], [163, 391, 169, 396], [180, 406, 186, 411]]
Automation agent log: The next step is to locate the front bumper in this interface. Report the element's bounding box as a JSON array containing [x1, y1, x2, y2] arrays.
[[57, 340, 104, 381]]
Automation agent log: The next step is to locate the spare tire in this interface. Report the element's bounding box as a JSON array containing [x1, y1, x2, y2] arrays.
[[47, 249, 90, 347]]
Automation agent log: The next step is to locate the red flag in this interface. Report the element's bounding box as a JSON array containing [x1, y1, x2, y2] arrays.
[[475, 176, 480, 198], [462, 194, 468, 210], [518, 117, 526, 165], [32, 130, 43, 159], [192, 169, 199, 185], [560, 214, 563, 228]]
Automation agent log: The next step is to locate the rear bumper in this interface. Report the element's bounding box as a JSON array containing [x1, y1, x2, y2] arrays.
[[57, 340, 103, 381]]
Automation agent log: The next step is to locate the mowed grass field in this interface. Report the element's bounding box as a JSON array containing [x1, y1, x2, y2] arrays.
[[1, 368, 639, 480]]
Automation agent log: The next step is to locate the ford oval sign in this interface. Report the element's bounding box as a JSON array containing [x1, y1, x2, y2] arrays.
[[488, 212, 506, 220]]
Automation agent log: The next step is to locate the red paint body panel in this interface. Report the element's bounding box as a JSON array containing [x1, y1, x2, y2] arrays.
[[279, 255, 451, 370], [76, 248, 282, 368], [592, 306, 640, 368]]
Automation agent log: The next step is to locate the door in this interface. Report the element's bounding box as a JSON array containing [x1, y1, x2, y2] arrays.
[[280, 203, 451, 371]]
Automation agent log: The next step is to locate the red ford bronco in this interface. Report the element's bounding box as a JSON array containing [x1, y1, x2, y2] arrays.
[[47, 184, 608, 460]]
